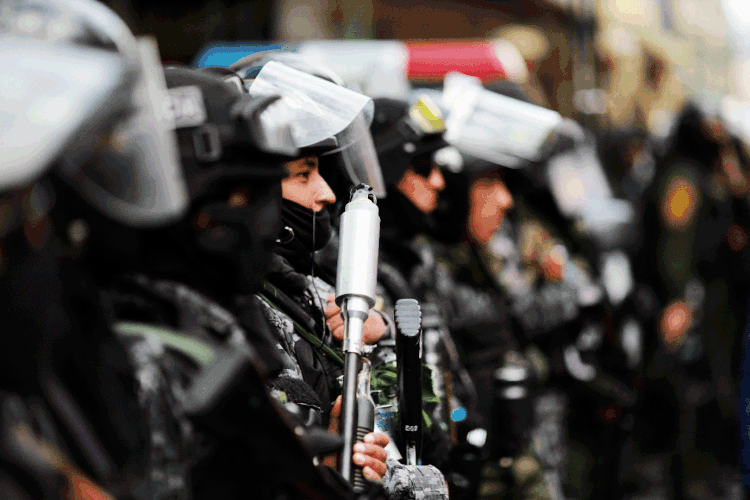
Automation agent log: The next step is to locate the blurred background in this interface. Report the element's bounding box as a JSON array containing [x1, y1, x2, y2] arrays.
[[100, 0, 750, 143]]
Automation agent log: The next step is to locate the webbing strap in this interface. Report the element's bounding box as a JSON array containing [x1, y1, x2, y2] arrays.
[[257, 293, 344, 367], [114, 322, 216, 366]]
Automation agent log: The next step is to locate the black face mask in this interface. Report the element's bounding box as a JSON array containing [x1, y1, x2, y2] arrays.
[[276, 199, 332, 272], [190, 182, 283, 296]]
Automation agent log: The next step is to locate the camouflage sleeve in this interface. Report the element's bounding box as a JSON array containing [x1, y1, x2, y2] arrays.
[[307, 275, 335, 308], [254, 294, 305, 381], [382, 459, 450, 500]]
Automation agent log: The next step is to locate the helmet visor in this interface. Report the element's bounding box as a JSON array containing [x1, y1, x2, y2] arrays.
[[442, 72, 562, 166], [0, 37, 127, 189], [60, 37, 189, 227], [249, 61, 386, 196], [321, 112, 387, 198], [4, 0, 189, 227], [545, 143, 613, 218]]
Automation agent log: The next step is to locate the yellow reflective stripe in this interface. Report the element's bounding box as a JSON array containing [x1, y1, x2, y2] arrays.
[[114, 322, 216, 365], [410, 96, 446, 134]]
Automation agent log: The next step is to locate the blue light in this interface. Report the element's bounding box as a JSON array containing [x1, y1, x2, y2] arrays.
[[191, 42, 295, 69], [451, 407, 467, 422]]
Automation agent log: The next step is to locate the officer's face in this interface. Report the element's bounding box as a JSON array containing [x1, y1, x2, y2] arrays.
[[396, 166, 446, 214], [281, 155, 337, 212], [467, 174, 514, 245]]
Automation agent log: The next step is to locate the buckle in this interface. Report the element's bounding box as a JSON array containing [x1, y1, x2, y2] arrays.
[[192, 123, 222, 162]]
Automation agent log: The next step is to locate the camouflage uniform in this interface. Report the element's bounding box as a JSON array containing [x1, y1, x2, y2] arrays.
[[106, 274, 282, 500], [407, 236, 520, 418], [382, 459, 450, 500], [637, 108, 749, 498], [254, 254, 345, 426], [378, 229, 550, 500], [119, 329, 195, 500], [0, 390, 119, 500]]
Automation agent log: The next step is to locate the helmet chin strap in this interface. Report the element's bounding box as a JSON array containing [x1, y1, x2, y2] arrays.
[[308, 209, 330, 343]]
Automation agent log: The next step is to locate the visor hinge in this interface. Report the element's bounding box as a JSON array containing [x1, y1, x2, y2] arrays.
[[193, 123, 222, 162]]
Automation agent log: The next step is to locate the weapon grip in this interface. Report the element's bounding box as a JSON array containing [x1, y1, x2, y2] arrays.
[[352, 359, 375, 492], [352, 401, 375, 491], [491, 358, 532, 460], [395, 298, 422, 465]]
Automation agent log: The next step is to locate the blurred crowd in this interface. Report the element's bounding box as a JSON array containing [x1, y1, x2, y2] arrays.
[[1, 1, 748, 500]]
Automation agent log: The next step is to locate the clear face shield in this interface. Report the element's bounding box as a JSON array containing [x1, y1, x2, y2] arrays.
[[248, 61, 387, 197], [2, 0, 189, 227], [546, 142, 635, 248], [0, 37, 127, 189], [441, 72, 563, 167], [239, 95, 300, 158]]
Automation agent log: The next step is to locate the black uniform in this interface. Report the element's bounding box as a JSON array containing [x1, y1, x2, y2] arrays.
[[88, 67, 357, 500], [0, 183, 149, 500], [636, 105, 748, 498]]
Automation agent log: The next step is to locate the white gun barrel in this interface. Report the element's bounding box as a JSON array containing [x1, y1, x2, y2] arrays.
[[335, 184, 380, 483], [336, 185, 380, 354]]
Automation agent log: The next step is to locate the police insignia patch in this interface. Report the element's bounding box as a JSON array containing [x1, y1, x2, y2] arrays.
[[661, 177, 699, 229], [659, 300, 693, 351], [166, 86, 207, 129]]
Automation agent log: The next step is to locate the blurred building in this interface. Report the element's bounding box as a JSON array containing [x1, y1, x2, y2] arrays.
[[103, 0, 740, 140], [102, 0, 274, 64], [594, 0, 735, 136], [272, 0, 593, 118]]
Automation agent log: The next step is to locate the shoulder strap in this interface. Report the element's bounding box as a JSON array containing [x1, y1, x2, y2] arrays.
[[258, 282, 344, 367], [114, 321, 217, 366]]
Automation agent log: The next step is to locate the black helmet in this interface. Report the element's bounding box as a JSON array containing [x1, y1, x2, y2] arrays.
[[164, 66, 298, 201], [245, 59, 387, 198], [162, 66, 300, 295], [200, 66, 246, 93], [370, 96, 448, 186], [663, 101, 726, 169]]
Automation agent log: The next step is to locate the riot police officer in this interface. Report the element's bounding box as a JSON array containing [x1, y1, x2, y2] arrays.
[[246, 59, 393, 483], [0, 0, 189, 497], [367, 90, 552, 500], [637, 102, 747, 499]]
